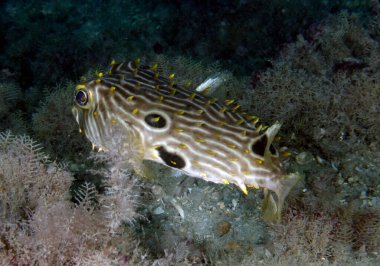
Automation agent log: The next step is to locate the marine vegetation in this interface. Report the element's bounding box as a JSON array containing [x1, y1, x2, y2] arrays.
[[0, 5, 380, 265], [249, 12, 379, 159], [0, 131, 152, 265]]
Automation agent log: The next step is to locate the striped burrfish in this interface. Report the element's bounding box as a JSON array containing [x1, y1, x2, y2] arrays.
[[72, 59, 300, 222]]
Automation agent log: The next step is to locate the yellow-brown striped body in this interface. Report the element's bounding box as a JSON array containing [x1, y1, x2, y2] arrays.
[[72, 60, 300, 222]]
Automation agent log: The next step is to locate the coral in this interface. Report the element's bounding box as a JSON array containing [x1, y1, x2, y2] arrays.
[[89, 148, 142, 232], [0, 82, 21, 113], [269, 210, 335, 264], [0, 82, 23, 133], [352, 210, 380, 253], [0, 131, 70, 221], [249, 12, 380, 158], [150, 240, 206, 265], [235, 205, 380, 265], [329, 207, 380, 259], [0, 132, 148, 264]]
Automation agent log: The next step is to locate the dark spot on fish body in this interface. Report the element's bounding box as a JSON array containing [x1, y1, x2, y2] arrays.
[[145, 113, 166, 128], [251, 134, 268, 157], [156, 146, 186, 169]]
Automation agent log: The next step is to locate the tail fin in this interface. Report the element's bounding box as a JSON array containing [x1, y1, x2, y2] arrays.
[[262, 172, 301, 223]]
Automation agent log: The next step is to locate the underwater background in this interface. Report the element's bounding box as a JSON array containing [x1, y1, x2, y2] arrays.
[[0, 0, 379, 265]]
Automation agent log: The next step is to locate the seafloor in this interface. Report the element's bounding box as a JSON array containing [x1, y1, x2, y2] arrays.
[[0, 1, 379, 265]]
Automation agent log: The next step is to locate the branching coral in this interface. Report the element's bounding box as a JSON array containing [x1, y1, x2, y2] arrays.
[[0, 82, 24, 133], [0, 82, 21, 113], [0, 132, 148, 264], [0, 131, 69, 221], [269, 210, 336, 264], [352, 211, 380, 253], [89, 150, 142, 232], [236, 204, 380, 265]]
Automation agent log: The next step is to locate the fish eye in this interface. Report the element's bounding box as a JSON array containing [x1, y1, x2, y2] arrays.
[[75, 90, 88, 106]]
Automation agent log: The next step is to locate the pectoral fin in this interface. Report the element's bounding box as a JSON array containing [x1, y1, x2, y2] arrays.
[[262, 173, 301, 223], [124, 128, 157, 180]]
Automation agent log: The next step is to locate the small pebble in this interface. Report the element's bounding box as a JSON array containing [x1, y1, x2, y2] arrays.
[[151, 185, 164, 197], [232, 199, 238, 210], [265, 249, 273, 259], [152, 206, 165, 215], [296, 152, 314, 165], [225, 240, 240, 252], [46, 165, 57, 174], [331, 162, 339, 171], [359, 191, 367, 200], [316, 156, 325, 164], [348, 176, 359, 183], [211, 191, 222, 202], [216, 221, 231, 237], [217, 202, 225, 209]]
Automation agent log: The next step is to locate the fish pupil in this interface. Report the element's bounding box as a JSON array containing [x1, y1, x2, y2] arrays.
[[75, 90, 88, 106]]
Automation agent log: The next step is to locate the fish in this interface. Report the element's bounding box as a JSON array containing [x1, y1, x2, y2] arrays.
[[72, 59, 300, 223]]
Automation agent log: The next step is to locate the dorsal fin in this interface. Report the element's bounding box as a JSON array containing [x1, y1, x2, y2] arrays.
[[263, 122, 281, 160], [195, 71, 230, 95]]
